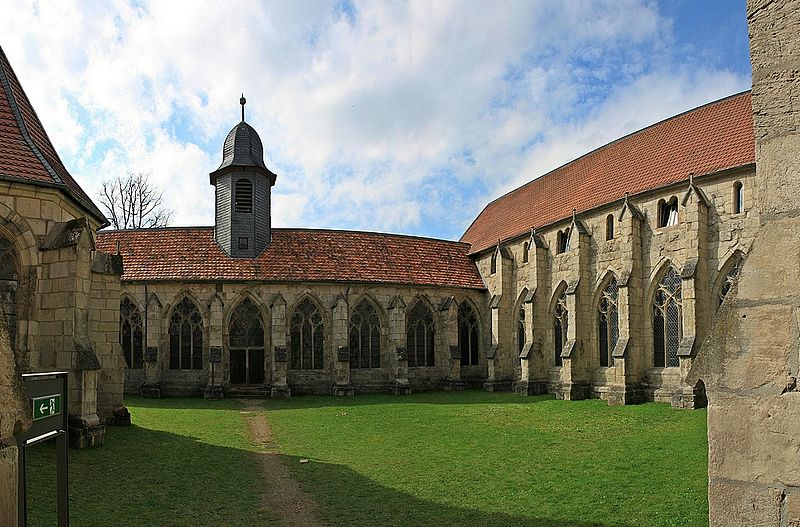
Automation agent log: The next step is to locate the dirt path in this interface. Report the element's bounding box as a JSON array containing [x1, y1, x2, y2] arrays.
[[238, 399, 326, 527]]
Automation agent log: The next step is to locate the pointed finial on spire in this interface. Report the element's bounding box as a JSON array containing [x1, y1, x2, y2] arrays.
[[572, 208, 577, 222], [688, 172, 694, 186], [240, 93, 246, 122]]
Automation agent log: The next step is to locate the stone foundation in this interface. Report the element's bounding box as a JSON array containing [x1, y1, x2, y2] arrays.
[[68, 416, 105, 449]]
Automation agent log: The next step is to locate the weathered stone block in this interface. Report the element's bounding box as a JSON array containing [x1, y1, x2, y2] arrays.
[[708, 480, 782, 527]]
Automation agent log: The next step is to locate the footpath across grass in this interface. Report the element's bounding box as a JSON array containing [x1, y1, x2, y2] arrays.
[[266, 391, 709, 527], [24, 391, 707, 527]]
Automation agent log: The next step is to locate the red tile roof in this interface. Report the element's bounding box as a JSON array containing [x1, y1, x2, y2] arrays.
[[0, 46, 107, 225], [96, 227, 486, 289], [461, 92, 755, 254]]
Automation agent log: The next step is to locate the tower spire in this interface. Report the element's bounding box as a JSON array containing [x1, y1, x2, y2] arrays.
[[240, 93, 246, 122]]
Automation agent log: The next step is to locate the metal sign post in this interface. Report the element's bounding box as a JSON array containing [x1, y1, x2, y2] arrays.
[[17, 371, 70, 527]]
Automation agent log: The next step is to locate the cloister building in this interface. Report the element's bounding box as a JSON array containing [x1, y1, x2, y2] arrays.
[[96, 91, 757, 407]]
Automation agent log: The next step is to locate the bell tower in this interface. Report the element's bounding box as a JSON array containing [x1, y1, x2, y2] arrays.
[[210, 95, 277, 258]]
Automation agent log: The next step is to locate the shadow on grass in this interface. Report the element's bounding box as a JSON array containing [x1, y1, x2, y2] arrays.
[[24, 424, 274, 527], [272, 452, 634, 527], [125, 389, 558, 411]]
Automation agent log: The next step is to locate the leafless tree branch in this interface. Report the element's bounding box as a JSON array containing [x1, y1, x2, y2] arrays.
[[98, 172, 173, 230]]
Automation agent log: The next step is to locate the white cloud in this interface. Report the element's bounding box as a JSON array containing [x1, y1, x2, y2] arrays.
[[0, 0, 750, 239]]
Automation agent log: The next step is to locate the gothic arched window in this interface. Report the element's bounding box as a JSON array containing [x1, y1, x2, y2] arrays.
[[718, 258, 743, 308], [733, 181, 744, 214], [658, 197, 679, 227], [120, 297, 144, 369], [0, 238, 18, 345], [169, 297, 204, 370], [458, 302, 480, 366], [653, 267, 682, 367], [407, 301, 435, 367], [517, 306, 526, 356], [350, 300, 381, 369], [598, 278, 619, 367], [290, 298, 324, 370], [234, 179, 253, 213], [606, 214, 614, 240], [553, 290, 568, 366], [229, 297, 265, 384]]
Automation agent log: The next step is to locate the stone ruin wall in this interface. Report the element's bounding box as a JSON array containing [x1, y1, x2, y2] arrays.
[[688, 1, 800, 526]]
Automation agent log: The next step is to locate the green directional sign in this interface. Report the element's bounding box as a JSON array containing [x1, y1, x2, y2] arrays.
[[32, 394, 61, 421]]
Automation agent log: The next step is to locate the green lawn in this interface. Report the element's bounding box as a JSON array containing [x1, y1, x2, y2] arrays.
[[266, 392, 709, 527], [24, 392, 708, 527]]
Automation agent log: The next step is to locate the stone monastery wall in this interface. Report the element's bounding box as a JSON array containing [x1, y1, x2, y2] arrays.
[[475, 167, 758, 407]]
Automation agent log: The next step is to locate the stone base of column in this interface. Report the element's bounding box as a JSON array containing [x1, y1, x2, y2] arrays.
[[558, 381, 592, 401], [107, 406, 131, 426], [203, 385, 225, 400], [140, 383, 161, 398], [392, 378, 412, 395], [605, 384, 643, 406], [671, 384, 707, 409], [515, 379, 548, 396], [444, 379, 466, 391], [69, 416, 105, 449], [483, 379, 513, 392], [270, 384, 291, 399], [332, 383, 355, 396]]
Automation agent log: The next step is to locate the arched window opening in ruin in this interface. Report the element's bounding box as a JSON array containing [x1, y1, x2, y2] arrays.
[[169, 297, 204, 370], [653, 267, 682, 367], [290, 298, 324, 370], [0, 237, 18, 347], [229, 297, 265, 383], [234, 179, 253, 213], [606, 214, 614, 240], [718, 257, 743, 308], [120, 297, 144, 369], [598, 278, 619, 367], [517, 306, 526, 356], [553, 290, 568, 366], [522, 242, 529, 263], [733, 181, 744, 214], [458, 301, 480, 366], [406, 301, 435, 367], [490, 252, 497, 274], [350, 300, 381, 369], [658, 197, 679, 227]]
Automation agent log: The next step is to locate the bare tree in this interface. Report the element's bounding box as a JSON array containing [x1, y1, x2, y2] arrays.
[[99, 172, 173, 230]]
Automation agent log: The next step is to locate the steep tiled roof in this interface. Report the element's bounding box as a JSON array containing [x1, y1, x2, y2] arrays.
[[0, 46, 107, 225], [461, 92, 755, 254], [96, 227, 486, 289]]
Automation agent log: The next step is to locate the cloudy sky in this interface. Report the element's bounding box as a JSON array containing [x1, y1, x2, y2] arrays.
[[0, 0, 750, 240]]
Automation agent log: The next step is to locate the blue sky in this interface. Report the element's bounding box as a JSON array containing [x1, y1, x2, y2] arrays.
[[0, 0, 750, 240]]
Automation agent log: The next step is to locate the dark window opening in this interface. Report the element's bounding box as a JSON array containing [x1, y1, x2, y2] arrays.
[[522, 242, 529, 263], [458, 302, 480, 366], [406, 301, 435, 367], [169, 297, 204, 370], [733, 181, 744, 214], [290, 298, 324, 370], [658, 197, 678, 228], [653, 267, 682, 367], [490, 252, 497, 274], [606, 214, 614, 240], [234, 179, 253, 213], [553, 290, 568, 366], [120, 298, 144, 369], [238, 237, 249, 250], [557, 228, 571, 254], [598, 278, 619, 367], [229, 298, 265, 384], [350, 300, 381, 369]]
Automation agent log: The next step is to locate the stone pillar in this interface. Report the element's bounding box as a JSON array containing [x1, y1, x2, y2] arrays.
[[439, 297, 465, 391], [388, 295, 411, 395], [607, 198, 645, 405], [269, 294, 290, 398], [142, 292, 162, 397], [689, 2, 800, 526], [484, 243, 514, 391], [331, 293, 353, 396], [517, 232, 549, 395], [559, 217, 592, 400], [204, 292, 225, 399], [673, 183, 711, 409], [0, 308, 29, 527]]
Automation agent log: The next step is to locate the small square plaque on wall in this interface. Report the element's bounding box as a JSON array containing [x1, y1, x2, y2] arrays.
[[209, 346, 222, 363], [145, 346, 158, 362]]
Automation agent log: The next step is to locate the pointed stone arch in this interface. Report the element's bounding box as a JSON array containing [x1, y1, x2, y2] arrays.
[[713, 250, 746, 309], [166, 293, 205, 371], [593, 271, 620, 368], [349, 295, 384, 370], [405, 295, 437, 368], [287, 293, 327, 371], [550, 281, 569, 367]]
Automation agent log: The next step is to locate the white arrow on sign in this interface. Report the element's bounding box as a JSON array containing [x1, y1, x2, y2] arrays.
[[40, 403, 48, 414]]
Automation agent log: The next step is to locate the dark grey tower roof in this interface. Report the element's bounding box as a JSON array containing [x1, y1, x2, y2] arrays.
[[210, 99, 277, 185], [217, 121, 267, 172]]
